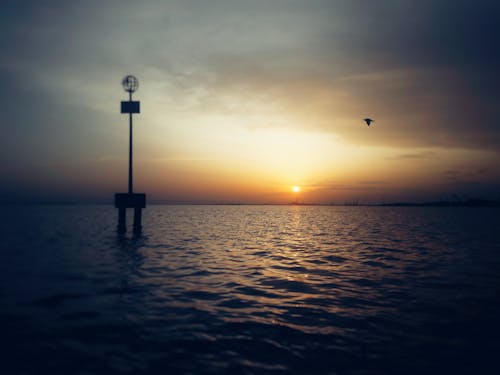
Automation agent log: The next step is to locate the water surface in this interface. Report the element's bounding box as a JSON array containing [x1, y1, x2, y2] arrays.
[[1, 205, 499, 374]]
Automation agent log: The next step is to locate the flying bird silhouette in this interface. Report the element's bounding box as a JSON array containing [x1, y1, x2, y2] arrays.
[[364, 118, 374, 126]]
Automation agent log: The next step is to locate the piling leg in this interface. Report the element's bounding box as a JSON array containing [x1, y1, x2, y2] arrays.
[[133, 207, 142, 234], [117, 207, 126, 233]]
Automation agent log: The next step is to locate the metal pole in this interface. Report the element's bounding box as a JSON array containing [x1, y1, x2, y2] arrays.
[[128, 91, 133, 194]]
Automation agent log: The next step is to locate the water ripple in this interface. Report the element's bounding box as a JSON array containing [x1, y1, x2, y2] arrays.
[[0, 205, 499, 374]]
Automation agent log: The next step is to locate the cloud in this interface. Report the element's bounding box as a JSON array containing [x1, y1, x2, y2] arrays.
[[3, 1, 499, 151], [358, 180, 386, 185], [386, 152, 437, 160], [1, 0, 500, 201]]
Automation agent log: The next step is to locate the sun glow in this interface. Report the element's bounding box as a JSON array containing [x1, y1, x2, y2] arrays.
[[292, 186, 301, 193]]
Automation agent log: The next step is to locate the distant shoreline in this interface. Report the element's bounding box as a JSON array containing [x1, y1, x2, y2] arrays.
[[1, 199, 499, 207]]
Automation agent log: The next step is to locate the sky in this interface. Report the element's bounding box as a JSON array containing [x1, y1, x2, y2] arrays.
[[1, 0, 499, 203]]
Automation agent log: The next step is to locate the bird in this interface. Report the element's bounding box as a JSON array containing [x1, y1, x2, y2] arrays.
[[363, 118, 374, 126]]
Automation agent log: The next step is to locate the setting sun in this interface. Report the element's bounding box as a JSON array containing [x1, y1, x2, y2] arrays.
[[292, 186, 301, 193]]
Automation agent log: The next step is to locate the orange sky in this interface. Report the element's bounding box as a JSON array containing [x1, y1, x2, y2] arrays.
[[1, 1, 499, 203]]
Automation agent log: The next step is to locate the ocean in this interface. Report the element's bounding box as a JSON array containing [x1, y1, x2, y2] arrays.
[[1, 205, 499, 374]]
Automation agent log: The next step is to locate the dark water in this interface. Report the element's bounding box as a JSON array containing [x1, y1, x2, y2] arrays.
[[1, 205, 499, 374]]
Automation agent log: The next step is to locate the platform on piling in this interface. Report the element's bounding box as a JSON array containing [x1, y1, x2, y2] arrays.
[[115, 193, 146, 208], [115, 193, 146, 234]]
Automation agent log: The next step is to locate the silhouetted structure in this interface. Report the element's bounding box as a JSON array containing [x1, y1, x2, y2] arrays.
[[115, 75, 146, 234]]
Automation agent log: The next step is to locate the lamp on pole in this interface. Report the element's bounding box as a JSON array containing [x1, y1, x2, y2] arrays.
[[115, 75, 145, 234], [121, 75, 139, 194]]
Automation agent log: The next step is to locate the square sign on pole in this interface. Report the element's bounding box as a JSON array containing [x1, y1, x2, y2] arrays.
[[121, 101, 140, 114]]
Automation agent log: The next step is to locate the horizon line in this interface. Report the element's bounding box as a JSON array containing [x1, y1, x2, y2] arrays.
[[1, 198, 499, 207]]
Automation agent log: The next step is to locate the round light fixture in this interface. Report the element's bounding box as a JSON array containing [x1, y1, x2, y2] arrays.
[[122, 75, 139, 93]]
